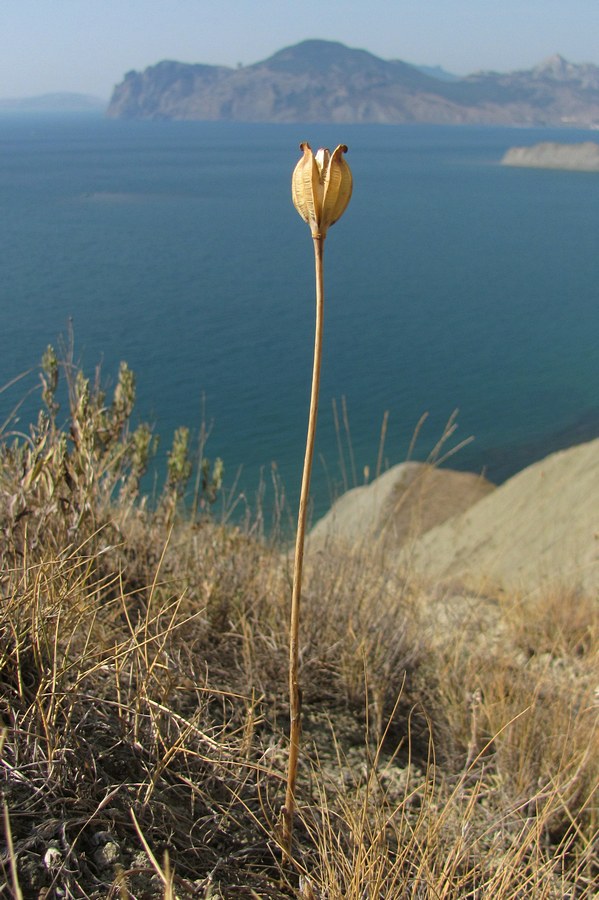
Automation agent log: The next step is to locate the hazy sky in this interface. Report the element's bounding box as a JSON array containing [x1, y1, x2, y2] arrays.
[[3, 0, 599, 99]]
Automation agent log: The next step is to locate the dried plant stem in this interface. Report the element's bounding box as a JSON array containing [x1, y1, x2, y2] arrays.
[[282, 234, 325, 857]]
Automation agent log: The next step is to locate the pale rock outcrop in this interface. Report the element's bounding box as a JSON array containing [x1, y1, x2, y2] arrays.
[[502, 141, 599, 171], [405, 438, 599, 595], [308, 462, 495, 557]]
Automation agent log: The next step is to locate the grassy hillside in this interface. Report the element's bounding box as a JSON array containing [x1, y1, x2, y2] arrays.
[[1, 349, 597, 898]]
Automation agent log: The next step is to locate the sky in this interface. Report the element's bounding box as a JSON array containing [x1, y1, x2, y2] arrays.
[[2, 0, 599, 99]]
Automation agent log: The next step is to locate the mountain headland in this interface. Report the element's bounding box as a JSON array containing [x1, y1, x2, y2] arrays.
[[107, 40, 599, 126]]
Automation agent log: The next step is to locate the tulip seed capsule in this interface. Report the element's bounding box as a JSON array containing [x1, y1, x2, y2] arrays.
[[292, 142, 353, 238]]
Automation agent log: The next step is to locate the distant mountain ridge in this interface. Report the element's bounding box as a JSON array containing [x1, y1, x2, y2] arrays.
[[0, 92, 105, 112], [106, 41, 599, 126], [413, 65, 460, 83]]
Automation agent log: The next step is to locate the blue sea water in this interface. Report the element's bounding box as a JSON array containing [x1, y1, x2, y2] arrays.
[[1, 113, 599, 522]]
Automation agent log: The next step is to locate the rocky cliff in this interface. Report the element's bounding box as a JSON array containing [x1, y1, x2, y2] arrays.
[[107, 42, 599, 126]]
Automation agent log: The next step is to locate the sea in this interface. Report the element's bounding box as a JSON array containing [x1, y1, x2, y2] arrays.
[[1, 113, 599, 525]]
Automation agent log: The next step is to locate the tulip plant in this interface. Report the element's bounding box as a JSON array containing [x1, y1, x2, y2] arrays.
[[282, 142, 353, 856]]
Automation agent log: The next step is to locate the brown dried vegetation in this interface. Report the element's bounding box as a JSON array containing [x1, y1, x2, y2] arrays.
[[0, 350, 597, 898]]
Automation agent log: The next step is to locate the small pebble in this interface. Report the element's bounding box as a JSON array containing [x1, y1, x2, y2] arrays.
[[93, 841, 121, 868]]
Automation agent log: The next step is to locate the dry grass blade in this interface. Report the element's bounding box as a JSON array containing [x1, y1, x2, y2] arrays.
[[2, 799, 24, 900], [130, 809, 174, 895]]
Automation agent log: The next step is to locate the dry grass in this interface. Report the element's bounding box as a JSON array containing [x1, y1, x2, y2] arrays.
[[1, 351, 597, 897]]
